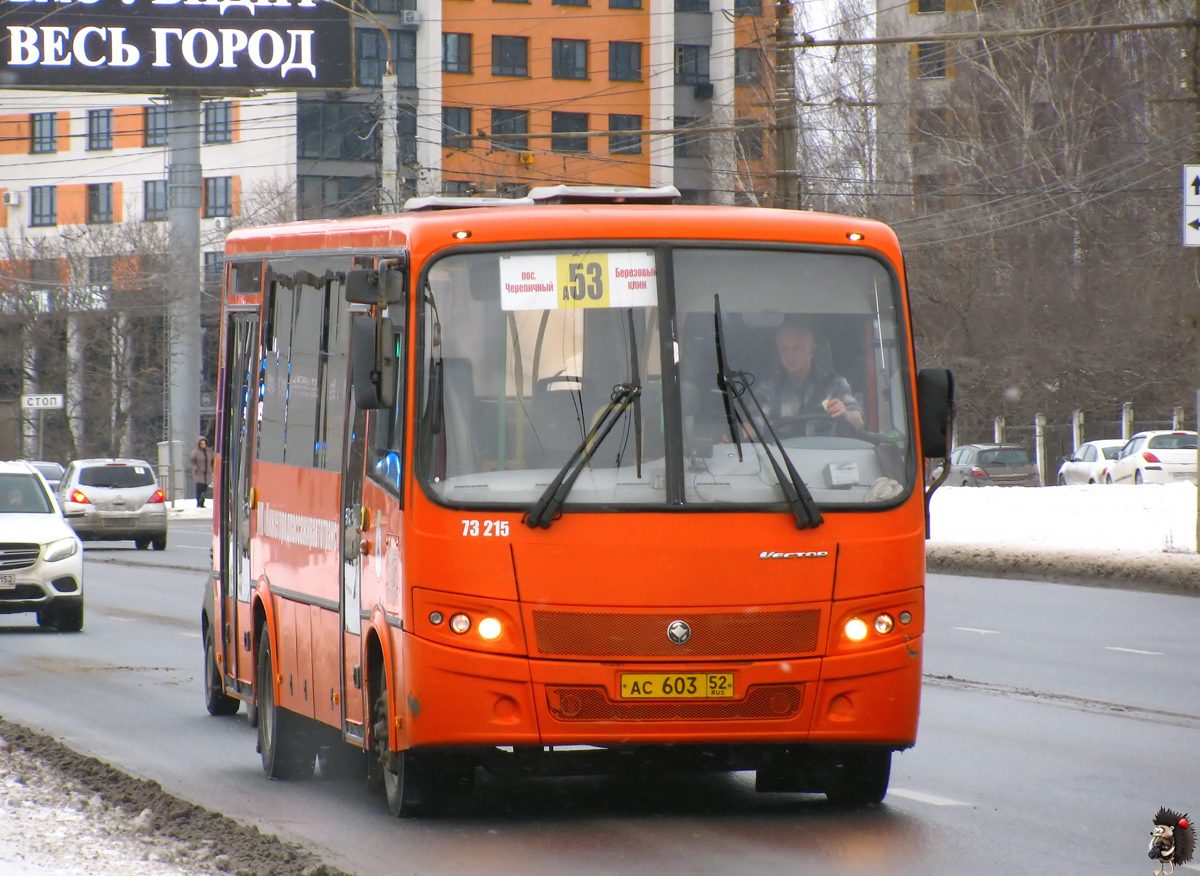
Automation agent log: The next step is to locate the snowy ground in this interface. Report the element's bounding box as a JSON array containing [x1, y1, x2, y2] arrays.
[[1, 485, 1196, 875]]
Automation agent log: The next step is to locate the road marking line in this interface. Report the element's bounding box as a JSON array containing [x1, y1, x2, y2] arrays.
[[888, 788, 969, 806], [954, 627, 1000, 635], [1105, 646, 1164, 655]]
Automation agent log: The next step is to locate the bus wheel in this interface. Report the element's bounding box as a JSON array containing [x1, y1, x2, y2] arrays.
[[256, 634, 315, 780], [372, 674, 438, 817], [824, 749, 891, 806], [204, 629, 240, 716]]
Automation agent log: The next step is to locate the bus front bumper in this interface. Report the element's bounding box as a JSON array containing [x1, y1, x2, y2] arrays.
[[399, 632, 922, 750]]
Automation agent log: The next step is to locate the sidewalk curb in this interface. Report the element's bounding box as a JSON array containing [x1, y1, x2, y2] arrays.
[[927, 543, 1200, 597]]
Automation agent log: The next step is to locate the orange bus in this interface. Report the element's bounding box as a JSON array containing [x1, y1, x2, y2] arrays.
[[201, 186, 955, 815]]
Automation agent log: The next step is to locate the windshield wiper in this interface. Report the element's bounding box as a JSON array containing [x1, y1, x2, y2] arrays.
[[713, 295, 823, 529], [525, 382, 642, 529]]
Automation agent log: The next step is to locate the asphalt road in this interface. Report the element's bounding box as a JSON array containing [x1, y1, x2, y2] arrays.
[[0, 522, 1194, 876]]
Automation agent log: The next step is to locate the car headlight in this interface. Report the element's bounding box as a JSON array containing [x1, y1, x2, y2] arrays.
[[43, 537, 79, 563]]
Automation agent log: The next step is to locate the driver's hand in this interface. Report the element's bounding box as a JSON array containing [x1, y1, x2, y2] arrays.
[[824, 397, 848, 418]]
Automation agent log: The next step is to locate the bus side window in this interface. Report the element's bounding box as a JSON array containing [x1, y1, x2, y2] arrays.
[[367, 316, 406, 496]]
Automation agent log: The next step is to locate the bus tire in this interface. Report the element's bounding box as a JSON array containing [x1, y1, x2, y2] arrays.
[[372, 673, 440, 817], [256, 634, 315, 780], [824, 749, 891, 806], [204, 628, 240, 716]]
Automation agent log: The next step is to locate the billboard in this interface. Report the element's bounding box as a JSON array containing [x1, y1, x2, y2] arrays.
[[1, 0, 355, 90]]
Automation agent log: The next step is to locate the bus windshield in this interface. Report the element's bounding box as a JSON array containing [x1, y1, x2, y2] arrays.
[[417, 245, 912, 510]]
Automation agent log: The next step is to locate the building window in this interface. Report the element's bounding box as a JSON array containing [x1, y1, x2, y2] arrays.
[[298, 175, 375, 219], [87, 183, 114, 224], [675, 0, 707, 11], [357, 30, 417, 88], [552, 39, 588, 80], [492, 36, 529, 76], [203, 252, 223, 291], [31, 113, 56, 154], [88, 109, 113, 151], [674, 116, 704, 158], [443, 33, 472, 73], [443, 107, 473, 148], [734, 0, 760, 14], [914, 106, 951, 142], [30, 186, 56, 227], [735, 48, 762, 87], [397, 104, 418, 164], [917, 42, 947, 78], [608, 114, 641, 154], [675, 44, 710, 85], [204, 177, 233, 218], [551, 112, 588, 153], [554, 0, 587, 7], [609, 0, 641, 7], [297, 101, 377, 161], [87, 257, 114, 293], [444, 180, 476, 196], [491, 108, 528, 151], [145, 105, 168, 147], [609, 41, 641, 81], [203, 101, 233, 144], [914, 173, 945, 210], [737, 121, 763, 160], [918, 0, 945, 10], [145, 180, 168, 221]]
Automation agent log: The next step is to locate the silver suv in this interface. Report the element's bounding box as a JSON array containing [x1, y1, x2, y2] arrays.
[[58, 458, 168, 550]]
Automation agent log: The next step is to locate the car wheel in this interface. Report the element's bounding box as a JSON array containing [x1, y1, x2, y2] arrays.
[[1105, 474, 1113, 484], [134, 537, 150, 550], [1057, 475, 1066, 486], [54, 604, 83, 633], [372, 670, 445, 817], [204, 629, 241, 716], [151, 534, 167, 551], [824, 749, 891, 807], [1134, 470, 1144, 485], [36, 609, 55, 628], [257, 633, 315, 780]]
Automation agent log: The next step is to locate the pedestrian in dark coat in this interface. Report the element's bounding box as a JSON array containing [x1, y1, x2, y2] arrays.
[[189, 437, 214, 509]]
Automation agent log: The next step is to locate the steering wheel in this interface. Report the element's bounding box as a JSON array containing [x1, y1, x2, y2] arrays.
[[768, 413, 844, 439]]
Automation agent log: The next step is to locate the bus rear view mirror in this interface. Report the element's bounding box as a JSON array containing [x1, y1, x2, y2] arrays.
[[352, 314, 397, 409], [917, 368, 955, 459], [345, 268, 406, 305]]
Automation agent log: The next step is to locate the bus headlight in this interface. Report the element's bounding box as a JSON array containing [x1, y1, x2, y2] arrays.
[[874, 613, 895, 635], [844, 618, 868, 641], [478, 617, 502, 640], [449, 613, 471, 635]]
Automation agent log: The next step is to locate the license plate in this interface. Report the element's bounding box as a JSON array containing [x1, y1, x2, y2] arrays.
[[619, 673, 735, 699], [0, 574, 15, 589]]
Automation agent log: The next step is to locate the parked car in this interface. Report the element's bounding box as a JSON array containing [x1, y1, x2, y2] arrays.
[[1104, 431, 1198, 485], [1056, 439, 1126, 485], [24, 461, 65, 493], [57, 458, 168, 550], [937, 443, 1042, 487], [0, 460, 84, 631]]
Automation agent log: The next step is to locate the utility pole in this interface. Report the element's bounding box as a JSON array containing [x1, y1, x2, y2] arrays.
[[166, 90, 202, 499], [380, 67, 401, 212], [773, 0, 799, 209]]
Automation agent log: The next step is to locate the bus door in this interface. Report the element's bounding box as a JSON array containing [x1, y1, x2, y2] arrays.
[[219, 310, 259, 694], [340, 399, 368, 741]]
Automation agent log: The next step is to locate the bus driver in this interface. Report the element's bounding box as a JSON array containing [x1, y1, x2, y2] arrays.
[[758, 318, 864, 434]]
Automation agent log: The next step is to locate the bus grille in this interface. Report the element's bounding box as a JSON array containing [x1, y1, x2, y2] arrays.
[[532, 609, 821, 658], [0, 544, 40, 572], [546, 684, 803, 721]]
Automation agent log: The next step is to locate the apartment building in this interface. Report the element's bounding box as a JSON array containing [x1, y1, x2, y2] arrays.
[[0, 92, 296, 459], [300, 0, 777, 211]]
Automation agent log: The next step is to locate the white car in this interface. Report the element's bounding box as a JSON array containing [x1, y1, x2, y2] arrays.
[[1104, 430, 1198, 485], [0, 461, 84, 631], [1056, 439, 1125, 485]]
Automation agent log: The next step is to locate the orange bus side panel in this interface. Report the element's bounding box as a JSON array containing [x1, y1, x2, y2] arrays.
[[310, 604, 341, 728]]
